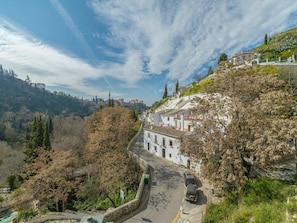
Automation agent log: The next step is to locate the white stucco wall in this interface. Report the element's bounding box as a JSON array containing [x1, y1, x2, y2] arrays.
[[143, 129, 189, 168]]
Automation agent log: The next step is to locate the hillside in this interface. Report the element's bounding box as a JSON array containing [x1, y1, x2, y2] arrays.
[[0, 70, 98, 143], [253, 27, 297, 60], [0, 73, 96, 117]]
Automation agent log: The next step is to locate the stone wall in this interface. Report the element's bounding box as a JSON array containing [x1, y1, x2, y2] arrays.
[[103, 122, 150, 222]]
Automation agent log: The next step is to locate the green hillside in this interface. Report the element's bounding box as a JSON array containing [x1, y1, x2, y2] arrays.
[[253, 27, 297, 60]]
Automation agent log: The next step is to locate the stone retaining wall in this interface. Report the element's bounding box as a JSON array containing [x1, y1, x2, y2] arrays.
[[103, 122, 150, 222]]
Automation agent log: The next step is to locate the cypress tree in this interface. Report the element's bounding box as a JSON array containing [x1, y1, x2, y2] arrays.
[[207, 66, 213, 76], [175, 80, 179, 93], [36, 115, 44, 147], [163, 84, 168, 99], [48, 116, 53, 134], [43, 121, 51, 150], [108, 92, 112, 107], [264, 33, 268, 45], [0, 65, 3, 75]]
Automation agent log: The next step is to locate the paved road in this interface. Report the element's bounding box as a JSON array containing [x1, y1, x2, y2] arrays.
[[122, 133, 185, 223]]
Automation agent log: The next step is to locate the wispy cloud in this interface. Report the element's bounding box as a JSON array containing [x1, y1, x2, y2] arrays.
[[89, 0, 297, 85], [0, 0, 297, 104], [0, 18, 117, 99], [50, 0, 115, 93]]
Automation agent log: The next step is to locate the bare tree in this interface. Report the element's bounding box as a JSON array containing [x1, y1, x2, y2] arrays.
[[182, 66, 297, 192], [79, 107, 140, 208], [22, 149, 77, 212]]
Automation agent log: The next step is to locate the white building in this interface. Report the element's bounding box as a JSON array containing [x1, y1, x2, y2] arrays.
[[143, 125, 191, 168]]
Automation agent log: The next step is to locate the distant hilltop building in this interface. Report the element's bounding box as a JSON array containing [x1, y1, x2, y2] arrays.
[[30, 82, 45, 90], [92, 96, 146, 110]]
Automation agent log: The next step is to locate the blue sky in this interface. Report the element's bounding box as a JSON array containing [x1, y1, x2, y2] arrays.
[[0, 0, 297, 105]]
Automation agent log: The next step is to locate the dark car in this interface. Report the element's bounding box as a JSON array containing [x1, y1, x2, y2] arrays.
[[183, 171, 197, 186], [185, 183, 199, 203]]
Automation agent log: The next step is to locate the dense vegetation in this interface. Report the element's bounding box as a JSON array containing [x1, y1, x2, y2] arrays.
[[182, 65, 297, 192], [18, 107, 141, 213], [203, 177, 297, 223], [0, 65, 97, 144], [0, 64, 143, 215]]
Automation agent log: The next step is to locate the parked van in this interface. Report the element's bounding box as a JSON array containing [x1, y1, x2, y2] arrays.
[[185, 183, 199, 203]]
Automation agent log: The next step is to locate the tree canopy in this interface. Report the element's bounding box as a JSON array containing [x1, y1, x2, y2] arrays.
[[181, 66, 297, 192], [217, 53, 228, 64]]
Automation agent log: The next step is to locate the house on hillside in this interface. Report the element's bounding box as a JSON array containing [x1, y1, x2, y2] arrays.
[[229, 51, 259, 66], [148, 108, 194, 132]]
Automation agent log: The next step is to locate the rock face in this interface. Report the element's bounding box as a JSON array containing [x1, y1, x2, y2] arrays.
[[249, 159, 296, 181]]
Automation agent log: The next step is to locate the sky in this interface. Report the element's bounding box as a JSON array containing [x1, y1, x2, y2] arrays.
[[0, 1, 297, 106]]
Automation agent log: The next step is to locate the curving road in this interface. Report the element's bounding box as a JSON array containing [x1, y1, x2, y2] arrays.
[[120, 130, 185, 223]]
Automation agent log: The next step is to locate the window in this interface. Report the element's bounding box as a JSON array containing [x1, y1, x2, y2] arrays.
[[154, 135, 157, 143], [162, 137, 165, 146], [169, 153, 172, 158], [148, 133, 150, 138], [167, 117, 170, 121], [169, 140, 173, 147], [154, 146, 157, 152]]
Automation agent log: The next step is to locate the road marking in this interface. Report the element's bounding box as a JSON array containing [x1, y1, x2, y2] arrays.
[[171, 210, 181, 223]]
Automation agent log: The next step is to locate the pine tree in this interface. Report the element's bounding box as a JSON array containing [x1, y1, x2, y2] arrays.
[[163, 84, 168, 99]]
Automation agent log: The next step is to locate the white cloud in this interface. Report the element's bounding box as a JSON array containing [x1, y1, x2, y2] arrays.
[[0, 18, 119, 99], [1, 0, 297, 104], [89, 0, 297, 86]]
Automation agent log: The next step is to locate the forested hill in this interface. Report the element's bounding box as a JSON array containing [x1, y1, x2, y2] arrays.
[[0, 73, 96, 117], [0, 70, 97, 143]]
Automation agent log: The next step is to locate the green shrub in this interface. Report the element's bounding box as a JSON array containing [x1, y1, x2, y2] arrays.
[[287, 197, 297, 215], [252, 203, 285, 223], [259, 65, 279, 75], [241, 178, 285, 205], [202, 201, 235, 223], [20, 208, 38, 221], [0, 196, 4, 202], [230, 207, 252, 223]]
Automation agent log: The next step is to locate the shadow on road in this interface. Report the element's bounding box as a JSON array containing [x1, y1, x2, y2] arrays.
[[197, 190, 208, 205]]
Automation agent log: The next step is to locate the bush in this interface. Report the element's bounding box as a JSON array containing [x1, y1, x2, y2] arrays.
[[252, 203, 285, 223], [259, 65, 279, 75], [287, 197, 297, 215], [20, 208, 38, 221], [230, 207, 252, 223], [241, 178, 285, 205], [202, 201, 235, 223]]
